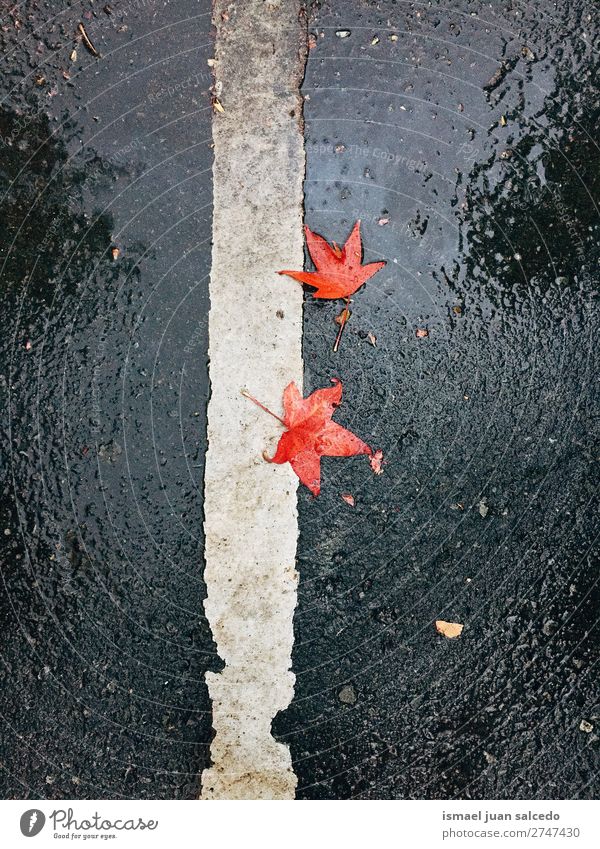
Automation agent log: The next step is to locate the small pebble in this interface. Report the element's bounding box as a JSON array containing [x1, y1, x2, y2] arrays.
[[338, 684, 357, 704]]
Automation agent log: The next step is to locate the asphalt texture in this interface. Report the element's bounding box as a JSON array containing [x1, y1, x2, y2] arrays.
[[0, 1, 218, 798], [273, 0, 600, 799], [0, 0, 598, 803]]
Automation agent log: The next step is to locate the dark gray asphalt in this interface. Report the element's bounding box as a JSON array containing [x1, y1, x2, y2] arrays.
[[0, 1, 218, 798], [274, 0, 600, 799], [0, 0, 598, 802]]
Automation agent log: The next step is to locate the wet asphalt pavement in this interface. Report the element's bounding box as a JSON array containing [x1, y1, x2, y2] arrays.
[[0, 1, 218, 798], [0, 0, 598, 800], [274, 0, 599, 799]]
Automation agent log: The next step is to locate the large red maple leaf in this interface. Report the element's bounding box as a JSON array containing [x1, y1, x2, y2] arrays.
[[244, 379, 372, 496], [278, 220, 386, 299]]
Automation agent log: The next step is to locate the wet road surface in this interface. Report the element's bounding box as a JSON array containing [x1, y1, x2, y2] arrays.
[[274, 0, 600, 799], [0, 0, 598, 801], [0, 0, 218, 799]]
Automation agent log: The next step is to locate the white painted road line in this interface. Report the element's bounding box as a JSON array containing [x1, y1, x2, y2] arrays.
[[200, 0, 307, 799]]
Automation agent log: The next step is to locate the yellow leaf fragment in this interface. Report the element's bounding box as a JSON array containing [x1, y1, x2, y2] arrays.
[[435, 619, 464, 639], [334, 306, 351, 326]]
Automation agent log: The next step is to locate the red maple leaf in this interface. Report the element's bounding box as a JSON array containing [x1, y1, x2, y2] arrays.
[[243, 379, 372, 496], [278, 220, 386, 299]]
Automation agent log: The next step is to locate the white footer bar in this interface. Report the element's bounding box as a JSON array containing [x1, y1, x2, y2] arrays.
[[1, 799, 598, 849]]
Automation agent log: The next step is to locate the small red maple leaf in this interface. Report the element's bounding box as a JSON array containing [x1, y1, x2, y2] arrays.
[[243, 379, 372, 496], [278, 220, 386, 299], [278, 221, 385, 352]]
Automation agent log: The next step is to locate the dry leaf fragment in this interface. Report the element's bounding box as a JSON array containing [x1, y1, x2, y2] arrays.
[[78, 22, 100, 58], [484, 64, 508, 92], [521, 45, 535, 61], [369, 449, 383, 475], [367, 331, 377, 346], [341, 493, 355, 507], [70, 49, 77, 61], [334, 306, 351, 326], [435, 620, 464, 639], [212, 97, 225, 113]]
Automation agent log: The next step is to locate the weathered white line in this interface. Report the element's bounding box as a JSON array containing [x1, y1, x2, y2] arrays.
[[200, 0, 306, 800]]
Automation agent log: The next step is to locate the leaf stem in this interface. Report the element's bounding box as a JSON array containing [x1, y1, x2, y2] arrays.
[[241, 389, 286, 425], [333, 298, 351, 353]]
